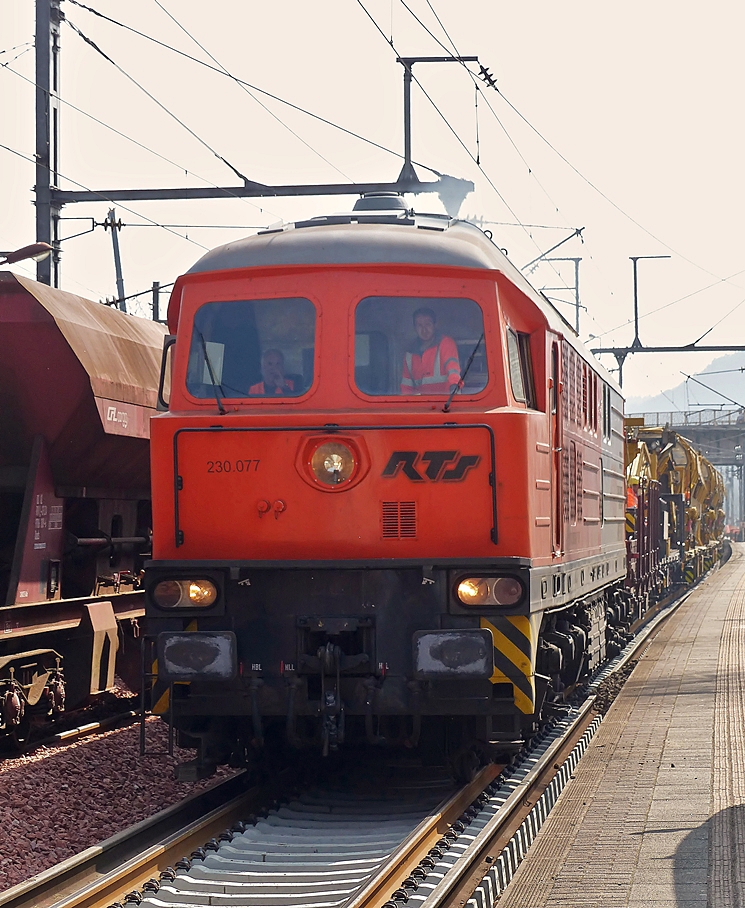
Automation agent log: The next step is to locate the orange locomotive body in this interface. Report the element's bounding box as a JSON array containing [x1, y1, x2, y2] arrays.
[[146, 199, 626, 774]]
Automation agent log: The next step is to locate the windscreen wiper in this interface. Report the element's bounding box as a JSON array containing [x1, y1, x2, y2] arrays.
[[196, 329, 227, 415], [443, 332, 484, 413]]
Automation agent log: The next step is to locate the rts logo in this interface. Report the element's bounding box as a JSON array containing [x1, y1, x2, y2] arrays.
[[382, 450, 481, 482]]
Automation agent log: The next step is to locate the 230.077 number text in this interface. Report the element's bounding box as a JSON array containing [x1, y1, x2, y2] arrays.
[[206, 459, 260, 474]]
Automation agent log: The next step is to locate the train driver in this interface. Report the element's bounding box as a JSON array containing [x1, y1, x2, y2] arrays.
[[401, 307, 461, 394], [249, 349, 295, 396]]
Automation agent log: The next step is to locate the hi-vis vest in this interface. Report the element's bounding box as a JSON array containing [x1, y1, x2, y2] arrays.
[[401, 336, 460, 394]]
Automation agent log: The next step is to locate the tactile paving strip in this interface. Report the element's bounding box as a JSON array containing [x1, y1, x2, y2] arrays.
[[710, 559, 745, 905]]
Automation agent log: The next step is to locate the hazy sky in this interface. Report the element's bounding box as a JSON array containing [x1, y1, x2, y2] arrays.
[[3, 0, 744, 404]]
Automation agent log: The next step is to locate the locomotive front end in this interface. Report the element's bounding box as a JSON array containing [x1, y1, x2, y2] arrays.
[[144, 215, 619, 776]]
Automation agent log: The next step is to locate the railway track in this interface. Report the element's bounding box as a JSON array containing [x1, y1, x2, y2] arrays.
[[1, 582, 700, 908]]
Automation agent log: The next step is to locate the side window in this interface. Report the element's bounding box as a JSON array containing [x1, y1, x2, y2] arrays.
[[507, 329, 525, 402], [550, 344, 559, 414], [507, 329, 537, 408], [186, 298, 315, 400], [602, 383, 611, 441], [354, 297, 487, 397]]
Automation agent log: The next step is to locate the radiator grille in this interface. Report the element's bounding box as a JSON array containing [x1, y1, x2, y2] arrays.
[[382, 501, 417, 538]]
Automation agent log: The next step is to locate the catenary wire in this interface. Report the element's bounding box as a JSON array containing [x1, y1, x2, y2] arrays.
[[690, 367, 745, 377], [0, 41, 33, 55], [353, 0, 522, 220], [0, 141, 209, 252], [470, 219, 570, 229], [491, 84, 745, 290], [0, 44, 33, 66], [93, 223, 269, 230], [150, 0, 353, 182], [1, 62, 281, 222], [689, 295, 745, 345], [353, 0, 570, 284], [112, 280, 175, 305], [65, 18, 251, 185], [421, 0, 745, 325], [64, 0, 441, 176], [584, 267, 745, 343], [682, 373, 744, 409], [410, 0, 566, 216]]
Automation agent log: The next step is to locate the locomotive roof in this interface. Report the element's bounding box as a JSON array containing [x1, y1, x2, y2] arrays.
[[189, 217, 504, 273], [185, 215, 621, 393]]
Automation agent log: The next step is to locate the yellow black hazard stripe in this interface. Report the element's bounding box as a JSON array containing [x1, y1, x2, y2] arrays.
[[626, 509, 636, 536], [151, 619, 198, 714], [480, 614, 540, 715]]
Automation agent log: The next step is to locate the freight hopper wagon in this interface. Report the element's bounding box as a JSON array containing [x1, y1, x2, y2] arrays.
[[0, 272, 166, 745], [145, 197, 630, 777], [624, 420, 725, 611]]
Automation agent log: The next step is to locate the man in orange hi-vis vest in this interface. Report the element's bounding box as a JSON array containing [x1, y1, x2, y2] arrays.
[[249, 349, 295, 396], [401, 308, 461, 394]]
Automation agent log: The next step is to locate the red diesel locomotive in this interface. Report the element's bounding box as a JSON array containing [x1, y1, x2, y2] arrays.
[[145, 195, 628, 776]]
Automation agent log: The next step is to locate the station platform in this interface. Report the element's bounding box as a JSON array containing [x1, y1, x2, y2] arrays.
[[498, 543, 745, 908]]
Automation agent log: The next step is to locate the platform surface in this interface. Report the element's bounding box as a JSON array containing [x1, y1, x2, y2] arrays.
[[499, 544, 745, 908]]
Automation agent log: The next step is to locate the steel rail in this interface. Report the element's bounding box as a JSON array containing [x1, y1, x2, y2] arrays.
[[408, 582, 701, 908], [342, 763, 501, 908], [0, 769, 290, 908], [417, 700, 599, 908]]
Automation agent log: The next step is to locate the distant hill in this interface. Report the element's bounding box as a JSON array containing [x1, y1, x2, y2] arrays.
[[625, 351, 745, 415]]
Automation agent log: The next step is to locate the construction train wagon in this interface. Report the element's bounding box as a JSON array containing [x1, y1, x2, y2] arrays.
[[0, 271, 166, 745]]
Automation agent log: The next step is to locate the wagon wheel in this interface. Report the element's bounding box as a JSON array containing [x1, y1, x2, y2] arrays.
[[9, 712, 32, 750]]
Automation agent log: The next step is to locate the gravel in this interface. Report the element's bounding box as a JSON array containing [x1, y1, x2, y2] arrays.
[[0, 717, 237, 892], [593, 659, 639, 714]]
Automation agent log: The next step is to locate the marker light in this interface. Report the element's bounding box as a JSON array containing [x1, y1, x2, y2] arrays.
[[492, 577, 523, 605], [456, 576, 524, 607], [153, 579, 218, 609], [311, 442, 356, 485]]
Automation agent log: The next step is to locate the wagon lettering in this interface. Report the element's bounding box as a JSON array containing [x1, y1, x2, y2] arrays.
[[381, 451, 481, 482]]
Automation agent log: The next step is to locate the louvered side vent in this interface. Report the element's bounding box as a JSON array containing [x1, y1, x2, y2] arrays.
[[398, 501, 417, 537], [382, 501, 417, 538]]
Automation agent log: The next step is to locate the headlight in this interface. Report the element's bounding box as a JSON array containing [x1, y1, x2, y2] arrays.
[[457, 578, 490, 605], [310, 442, 356, 485], [152, 579, 218, 609], [456, 576, 524, 607]]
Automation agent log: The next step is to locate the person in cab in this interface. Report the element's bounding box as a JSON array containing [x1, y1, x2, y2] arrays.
[[401, 307, 461, 394], [249, 349, 295, 396]]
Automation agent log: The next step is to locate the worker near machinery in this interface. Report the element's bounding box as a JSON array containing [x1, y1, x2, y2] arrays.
[[249, 349, 295, 396], [401, 307, 461, 394]]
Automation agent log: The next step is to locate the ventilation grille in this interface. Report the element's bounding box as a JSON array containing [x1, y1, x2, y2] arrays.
[[382, 501, 417, 538]]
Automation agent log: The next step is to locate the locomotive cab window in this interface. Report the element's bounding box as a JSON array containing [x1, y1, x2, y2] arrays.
[[186, 298, 315, 399], [354, 296, 487, 397], [506, 328, 536, 408]]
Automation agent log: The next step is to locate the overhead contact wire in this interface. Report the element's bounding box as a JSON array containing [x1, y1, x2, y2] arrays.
[[65, 18, 251, 185], [0, 141, 209, 252], [492, 86, 745, 289], [150, 0, 353, 182], [419, 0, 565, 216], [422, 0, 745, 309], [354, 0, 569, 286], [586, 267, 745, 343], [353, 0, 520, 218], [64, 0, 441, 176], [2, 62, 277, 221]]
